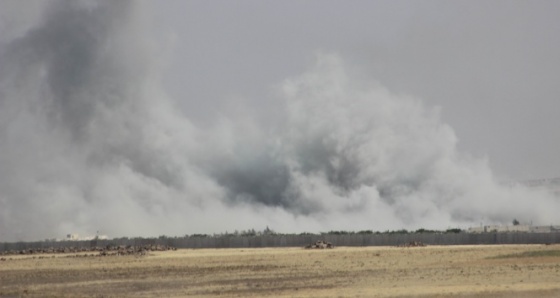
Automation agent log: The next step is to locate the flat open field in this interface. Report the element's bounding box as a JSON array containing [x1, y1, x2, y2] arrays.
[[1, 244, 560, 297]]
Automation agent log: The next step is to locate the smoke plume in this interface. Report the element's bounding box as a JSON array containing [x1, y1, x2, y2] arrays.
[[0, 1, 557, 241]]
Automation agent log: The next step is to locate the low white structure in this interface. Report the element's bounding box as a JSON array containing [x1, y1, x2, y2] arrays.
[[530, 225, 560, 233], [468, 224, 560, 233], [61, 233, 108, 241]]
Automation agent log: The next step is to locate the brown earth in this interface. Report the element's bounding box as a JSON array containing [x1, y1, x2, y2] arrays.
[[1, 244, 560, 297]]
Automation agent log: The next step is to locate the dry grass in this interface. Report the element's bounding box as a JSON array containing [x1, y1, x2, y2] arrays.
[[1, 244, 560, 297], [489, 249, 560, 259]]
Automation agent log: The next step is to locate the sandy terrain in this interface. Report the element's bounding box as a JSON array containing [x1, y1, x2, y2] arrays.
[[1, 244, 560, 297]]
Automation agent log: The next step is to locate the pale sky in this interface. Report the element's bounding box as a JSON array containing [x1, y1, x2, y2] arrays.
[[156, 0, 560, 181]]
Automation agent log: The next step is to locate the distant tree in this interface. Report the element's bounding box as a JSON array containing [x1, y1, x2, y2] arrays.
[[190, 234, 209, 238], [240, 229, 257, 237], [325, 230, 352, 235], [513, 219, 520, 226], [415, 228, 439, 234], [445, 228, 462, 234], [357, 230, 373, 235], [262, 226, 276, 235]]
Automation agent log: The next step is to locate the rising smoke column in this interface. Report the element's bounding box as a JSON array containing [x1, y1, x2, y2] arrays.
[[0, 0, 222, 240], [0, 1, 557, 242]]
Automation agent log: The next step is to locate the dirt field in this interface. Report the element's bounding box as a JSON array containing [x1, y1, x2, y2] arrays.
[[1, 244, 560, 297]]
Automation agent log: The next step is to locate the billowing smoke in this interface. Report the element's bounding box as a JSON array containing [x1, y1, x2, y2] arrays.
[[0, 1, 557, 241]]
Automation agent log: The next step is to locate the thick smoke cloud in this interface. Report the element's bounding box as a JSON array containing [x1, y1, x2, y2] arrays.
[[0, 1, 557, 241]]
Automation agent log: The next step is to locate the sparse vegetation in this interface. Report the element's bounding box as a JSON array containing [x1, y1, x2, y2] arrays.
[[415, 228, 437, 234], [206, 227, 464, 237], [490, 249, 560, 259], [323, 230, 352, 235], [2, 245, 560, 297], [445, 228, 463, 233], [189, 234, 210, 238], [357, 230, 373, 234]]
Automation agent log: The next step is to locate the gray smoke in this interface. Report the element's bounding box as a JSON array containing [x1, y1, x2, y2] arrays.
[[0, 1, 558, 241]]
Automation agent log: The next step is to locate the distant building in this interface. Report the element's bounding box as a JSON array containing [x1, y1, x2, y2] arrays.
[[66, 233, 79, 240], [62, 233, 108, 241], [530, 225, 560, 233], [468, 224, 560, 233]]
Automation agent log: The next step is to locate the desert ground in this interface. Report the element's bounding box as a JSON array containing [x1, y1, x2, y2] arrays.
[[1, 244, 560, 297]]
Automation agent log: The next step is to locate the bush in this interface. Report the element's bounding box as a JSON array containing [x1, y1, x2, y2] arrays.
[[189, 234, 210, 238], [415, 228, 437, 234], [445, 228, 462, 234], [357, 230, 373, 235], [324, 230, 353, 235]]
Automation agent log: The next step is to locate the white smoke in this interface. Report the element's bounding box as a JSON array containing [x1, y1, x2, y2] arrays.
[[0, 1, 557, 241]]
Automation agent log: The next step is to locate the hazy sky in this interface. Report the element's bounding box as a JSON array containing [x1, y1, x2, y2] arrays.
[[0, 0, 559, 241], [156, 0, 560, 181]]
